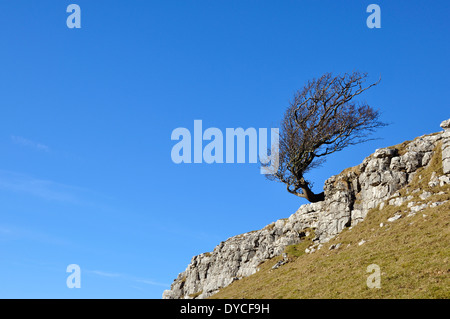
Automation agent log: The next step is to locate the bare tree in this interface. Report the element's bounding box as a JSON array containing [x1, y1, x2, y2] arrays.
[[267, 71, 386, 202]]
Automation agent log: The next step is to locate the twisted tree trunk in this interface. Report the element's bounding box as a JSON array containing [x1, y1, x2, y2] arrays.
[[286, 178, 325, 202]]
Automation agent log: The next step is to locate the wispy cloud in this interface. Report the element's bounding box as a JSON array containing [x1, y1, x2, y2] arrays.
[[85, 269, 169, 287], [0, 170, 79, 202], [134, 278, 169, 287], [88, 270, 122, 278], [0, 225, 13, 236], [11, 135, 50, 152], [0, 223, 69, 245], [0, 170, 83, 203]]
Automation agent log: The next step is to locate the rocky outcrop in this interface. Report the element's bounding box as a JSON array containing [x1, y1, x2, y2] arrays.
[[441, 119, 450, 174], [163, 119, 450, 299]]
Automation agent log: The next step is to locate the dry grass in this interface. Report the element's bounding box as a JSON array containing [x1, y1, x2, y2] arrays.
[[211, 147, 450, 299], [339, 165, 361, 177]]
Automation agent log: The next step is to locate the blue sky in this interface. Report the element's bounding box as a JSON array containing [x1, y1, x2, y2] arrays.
[[0, 1, 449, 298]]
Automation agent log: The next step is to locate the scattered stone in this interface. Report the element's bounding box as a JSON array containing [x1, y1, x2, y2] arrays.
[[358, 240, 367, 246], [389, 196, 413, 207], [272, 259, 288, 270], [387, 213, 402, 222], [410, 203, 427, 213], [380, 223, 384, 227], [428, 172, 439, 187], [420, 191, 432, 200], [328, 243, 342, 250], [429, 201, 444, 208], [439, 175, 450, 186]]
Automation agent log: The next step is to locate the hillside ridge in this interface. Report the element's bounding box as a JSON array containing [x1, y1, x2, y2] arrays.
[[163, 119, 450, 299]]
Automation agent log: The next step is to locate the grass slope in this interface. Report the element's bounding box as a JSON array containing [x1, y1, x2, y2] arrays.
[[211, 146, 450, 299]]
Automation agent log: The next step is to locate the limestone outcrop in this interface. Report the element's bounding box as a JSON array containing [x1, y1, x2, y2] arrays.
[[163, 119, 450, 299], [441, 119, 450, 174]]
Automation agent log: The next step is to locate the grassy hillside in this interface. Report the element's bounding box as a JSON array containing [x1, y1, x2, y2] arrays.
[[211, 147, 450, 299]]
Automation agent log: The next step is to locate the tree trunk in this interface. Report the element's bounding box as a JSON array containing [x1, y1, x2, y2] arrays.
[[286, 179, 326, 203], [297, 176, 325, 203], [300, 187, 325, 203]]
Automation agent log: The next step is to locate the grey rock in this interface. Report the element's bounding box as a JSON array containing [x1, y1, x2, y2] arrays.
[[420, 191, 432, 200], [272, 259, 288, 270], [374, 148, 397, 158], [329, 243, 342, 250], [441, 120, 450, 174], [388, 195, 413, 207], [443, 159, 450, 175], [429, 201, 445, 208], [387, 213, 402, 222], [440, 119, 450, 131], [439, 175, 450, 186], [421, 152, 433, 166], [410, 203, 427, 213], [402, 151, 422, 173], [429, 171, 439, 187]]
